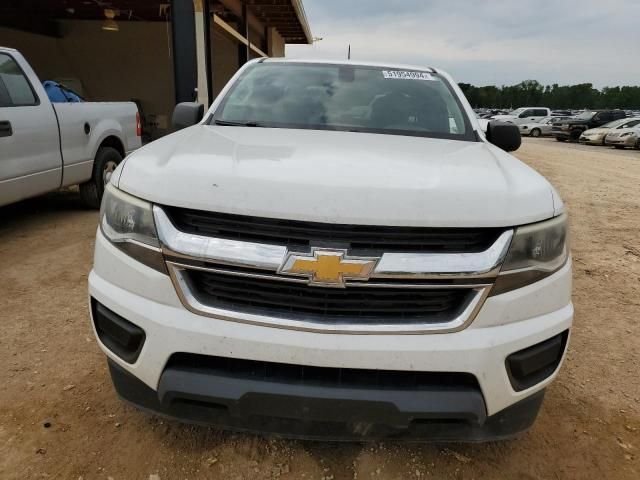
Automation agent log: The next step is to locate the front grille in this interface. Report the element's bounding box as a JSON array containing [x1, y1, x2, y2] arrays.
[[165, 207, 504, 253], [186, 270, 472, 323], [166, 353, 480, 390]]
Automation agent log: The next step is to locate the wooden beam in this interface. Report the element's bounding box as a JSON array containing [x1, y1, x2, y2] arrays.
[[213, 13, 266, 58]]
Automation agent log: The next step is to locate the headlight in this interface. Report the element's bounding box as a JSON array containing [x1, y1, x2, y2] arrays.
[[491, 214, 569, 295], [100, 184, 166, 273], [620, 132, 634, 137]]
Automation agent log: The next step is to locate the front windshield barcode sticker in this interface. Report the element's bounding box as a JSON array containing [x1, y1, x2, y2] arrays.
[[382, 70, 434, 81]]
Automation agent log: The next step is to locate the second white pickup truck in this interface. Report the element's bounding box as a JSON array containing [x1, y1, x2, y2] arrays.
[[0, 47, 141, 208]]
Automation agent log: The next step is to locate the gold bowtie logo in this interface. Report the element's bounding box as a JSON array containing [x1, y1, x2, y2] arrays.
[[279, 249, 379, 287]]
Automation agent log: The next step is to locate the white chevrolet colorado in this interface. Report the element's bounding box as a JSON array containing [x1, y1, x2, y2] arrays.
[[89, 59, 572, 441], [0, 47, 141, 208]]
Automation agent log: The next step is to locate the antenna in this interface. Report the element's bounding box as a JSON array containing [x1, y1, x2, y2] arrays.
[[348, 44, 351, 60]]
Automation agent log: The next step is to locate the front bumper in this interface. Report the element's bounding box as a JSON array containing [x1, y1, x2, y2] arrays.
[[108, 358, 546, 441], [552, 131, 570, 140], [579, 133, 605, 145], [89, 231, 573, 440], [605, 136, 636, 148]]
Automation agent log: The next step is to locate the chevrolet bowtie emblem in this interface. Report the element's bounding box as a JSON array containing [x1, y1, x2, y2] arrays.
[[279, 248, 379, 287]]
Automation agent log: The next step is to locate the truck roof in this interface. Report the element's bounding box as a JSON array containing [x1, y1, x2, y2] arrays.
[[261, 57, 437, 74]]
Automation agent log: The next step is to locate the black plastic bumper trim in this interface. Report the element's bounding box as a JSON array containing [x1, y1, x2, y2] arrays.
[[92, 299, 146, 364], [107, 359, 545, 441], [506, 330, 569, 392]]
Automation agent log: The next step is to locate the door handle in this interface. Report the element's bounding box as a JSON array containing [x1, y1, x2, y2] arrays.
[[0, 120, 12, 137]]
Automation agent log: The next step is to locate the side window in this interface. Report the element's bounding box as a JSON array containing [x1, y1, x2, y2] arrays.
[[534, 109, 548, 116], [626, 120, 640, 128], [519, 109, 534, 118], [0, 53, 38, 107]]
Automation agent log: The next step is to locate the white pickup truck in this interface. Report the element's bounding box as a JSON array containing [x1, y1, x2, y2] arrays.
[[0, 47, 141, 208], [492, 107, 552, 125], [89, 59, 572, 441]]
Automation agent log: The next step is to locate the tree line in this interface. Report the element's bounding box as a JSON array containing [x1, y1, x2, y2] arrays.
[[458, 80, 640, 110]]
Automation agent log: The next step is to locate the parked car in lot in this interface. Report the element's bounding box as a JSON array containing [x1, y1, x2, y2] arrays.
[[492, 107, 552, 125], [552, 110, 627, 142], [579, 117, 640, 145], [604, 127, 640, 149], [89, 59, 572, 441], [0, 47, 141, 208], [519, 116, 572, 137]]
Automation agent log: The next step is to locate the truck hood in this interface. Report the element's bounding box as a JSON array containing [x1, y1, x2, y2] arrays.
[[583, 127, 610, 135], [491, 114, 516, 121], [117, 126, 556, 227], [563, 119, 591, 126]]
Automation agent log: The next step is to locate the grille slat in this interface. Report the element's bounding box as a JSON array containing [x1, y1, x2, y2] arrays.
[[166, 207, 504, 253], [187, 270, 471, 322]]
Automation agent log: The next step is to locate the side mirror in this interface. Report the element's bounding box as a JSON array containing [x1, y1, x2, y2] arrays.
[[172, 102, 204, 130], [487, 121, 521, 152]]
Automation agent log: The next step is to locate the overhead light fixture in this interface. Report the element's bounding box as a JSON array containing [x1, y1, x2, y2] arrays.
[[102, 9, 119, 32]]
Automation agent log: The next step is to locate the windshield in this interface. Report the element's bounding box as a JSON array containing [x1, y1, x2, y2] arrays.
[[212, 62, 474, 141], [616, 119, 640, 129], [602, 119, 630, 129], [509, 108, 526, 115]]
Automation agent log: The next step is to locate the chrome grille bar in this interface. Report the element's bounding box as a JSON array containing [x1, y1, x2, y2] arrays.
[[154, 207, 513, 280]]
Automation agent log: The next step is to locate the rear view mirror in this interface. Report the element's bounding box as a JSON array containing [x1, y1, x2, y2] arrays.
[[172, 102, 204, 130], [487, 121, 521, 152]]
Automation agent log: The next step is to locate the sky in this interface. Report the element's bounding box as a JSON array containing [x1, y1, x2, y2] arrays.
[[286, 0, 640, 88]]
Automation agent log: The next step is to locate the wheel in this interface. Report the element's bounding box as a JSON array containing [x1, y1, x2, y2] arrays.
[[614, 145, 625, 150], [530, 128, 541, 138], [79, 146, 123, 208], [635, 139, 640, 150], [569, 129, 582, 142]]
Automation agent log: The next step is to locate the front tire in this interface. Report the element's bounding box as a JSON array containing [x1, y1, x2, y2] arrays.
[[569, 129, 582, 142], [530, 128, 541, 138], [79, 146, 123, 208]]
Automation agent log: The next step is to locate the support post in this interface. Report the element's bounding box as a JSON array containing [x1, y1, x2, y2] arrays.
[[193, 0, 212, 106], [238, 3, 250, 66], [202, 0, 213, 106], [171, 0, 198, 104]]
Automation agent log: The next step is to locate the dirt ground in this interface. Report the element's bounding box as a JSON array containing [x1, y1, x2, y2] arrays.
[[1, 138, 638, 480]]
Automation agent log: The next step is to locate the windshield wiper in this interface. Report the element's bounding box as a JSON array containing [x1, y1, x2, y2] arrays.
[[213, 119, 264, 127]]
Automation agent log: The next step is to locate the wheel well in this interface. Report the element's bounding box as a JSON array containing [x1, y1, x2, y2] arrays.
[[98, 136, 125, 158]]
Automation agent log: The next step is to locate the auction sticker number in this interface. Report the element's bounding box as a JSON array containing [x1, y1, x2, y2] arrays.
[[382, 70, 434, 81]]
